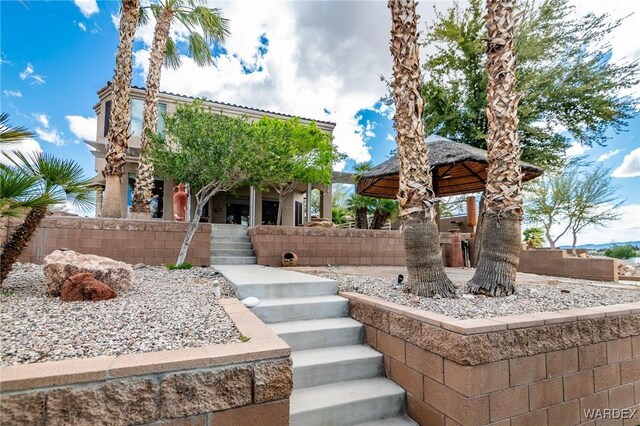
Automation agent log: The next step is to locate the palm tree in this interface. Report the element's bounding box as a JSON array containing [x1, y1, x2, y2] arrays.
[[388, 0, 456, 298], [466, 0, 522, 296], [370, 199, 398, 230], [347, 194, 371, 229], [101, 0, 140, 218], [0, 113, 35, 144], [1, 152, 94, 282], [130, 0, 229, 217]]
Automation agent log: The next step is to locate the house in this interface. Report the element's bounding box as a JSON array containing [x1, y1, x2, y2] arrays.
[[86, 83, 336, 225]]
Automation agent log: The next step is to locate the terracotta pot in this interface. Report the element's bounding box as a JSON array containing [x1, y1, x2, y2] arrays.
[[281, 252, 299, 267]]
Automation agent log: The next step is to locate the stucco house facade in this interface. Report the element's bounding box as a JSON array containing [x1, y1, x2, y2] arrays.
[[86, 84, 336, 226]]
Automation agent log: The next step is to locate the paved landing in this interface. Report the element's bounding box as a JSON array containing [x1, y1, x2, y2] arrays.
[[214, 264, 332, 285]]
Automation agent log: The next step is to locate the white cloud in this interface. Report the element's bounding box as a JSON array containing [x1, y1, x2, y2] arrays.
[[3, 90, 22, 98], [386, 133, 395, 142], [73, 0, 99, 18], [78, 22, 87, 32], [597, 149, 624, 162], [0, 138, 43, 166], [35, 127, 65, 146], [612, 148, 640, 178], [66, 115, 97, 141], [565, 141, 589, 157], [19, 63, 45, 85], [33, 113, 49, 128]]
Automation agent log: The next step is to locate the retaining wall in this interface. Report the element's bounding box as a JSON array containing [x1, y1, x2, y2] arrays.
[[5, 216, 211, 266], [342, 292, 640, 426], [519, 249, 619, 282], [0, 299, 292, 426]]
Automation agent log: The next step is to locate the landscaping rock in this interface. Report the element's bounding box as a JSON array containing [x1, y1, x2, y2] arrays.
[[43, 250, 132, 297], [60, 272, 117, 302], [303, 218, 334, 228]]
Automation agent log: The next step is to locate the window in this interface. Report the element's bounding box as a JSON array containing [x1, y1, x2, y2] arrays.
[[130, 99, 167, 137], [103, 100, 111, 137]]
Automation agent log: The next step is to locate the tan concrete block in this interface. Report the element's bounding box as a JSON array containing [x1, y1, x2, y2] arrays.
[[406, 343, 444, 383], [208, 400, 289, 426], [623, 404, 640, 426], [390, 357, 423, 398], [365, 325, 377, 349], [149, 414, 207, 426], [108, 346, 211, 378], [594, 364, 621, 392], [423, 376, 490, 426], [444, 359, 509, 397], [489, 385, 529, 421], [609, 383, 634, 409], [491, 314, 545, 329], [621, 359, 640, 384], [377, 330, 405, 362], [547, 348, 579, 378], [529, 377, 564, 410], [510, 354, 546, 386], [565, 370, 595, 401], [608, 338, 633, 364], [0, 392, 45, 426], [580, 342, 608, 370], [406, 393, 445, 426], [511, 409, 548, 426], [441, 318, 507, 335], [253, 358, 292, 404], [633, 336, 640, 358], [580, 391, 609, 423], [547, 399, 580, 426]]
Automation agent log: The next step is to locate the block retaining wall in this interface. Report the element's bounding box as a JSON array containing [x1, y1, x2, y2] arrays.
[[0, 299, 292, 426], [519, 249, 619, 282], [3, 216, 212, 266], [342, 292, 640, 426]]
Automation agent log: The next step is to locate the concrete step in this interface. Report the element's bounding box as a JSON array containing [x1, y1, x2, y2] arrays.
[[210, 241, 253, 250], [290, 377, 406, 426], [211, 229, 249, 237], [210, 248, 255, 257], [211, 235, 251, 243], [268, 318, 363, 351], [251, 295, 348, 323], [210, 256, 256, 265], [292, 345, 383, 389], [234, 279, 336, 300], [355, 415, 418, 425], [211, 224, 248, 229]]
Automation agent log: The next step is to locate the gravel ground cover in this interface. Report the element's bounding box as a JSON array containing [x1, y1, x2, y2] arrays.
[[1, 263, 240, 366], [320, 271, 640, 320]]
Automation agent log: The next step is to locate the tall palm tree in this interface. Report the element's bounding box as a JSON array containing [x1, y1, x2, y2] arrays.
[[1, 152, 94, 282], [388, 0, 456, 298], [466, 0, 522, 296], [130, 0, 229, 217], [101, 0, 140, 218], [347, 194, 371, 229]]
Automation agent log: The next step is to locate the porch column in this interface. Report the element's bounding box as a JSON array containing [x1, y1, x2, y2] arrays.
[[320, 184, 332, 220], [306, 183, 312, 223], [249, 186, 256, 227], [95, 189, 103, 217]]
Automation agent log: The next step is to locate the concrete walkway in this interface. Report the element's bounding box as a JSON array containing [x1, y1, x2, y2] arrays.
[[214, 264, 416, 426]]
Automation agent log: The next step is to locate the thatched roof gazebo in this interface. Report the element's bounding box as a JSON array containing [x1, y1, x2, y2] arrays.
[[357, 135, 544, 199]]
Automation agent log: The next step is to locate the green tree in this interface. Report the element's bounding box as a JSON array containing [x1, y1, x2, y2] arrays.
[[604, 245, 637, 260], [422, 0, 639, 169], [252, 116, 340, 225], [1, 151, 94, 282], [347, 193, 372, 229], [131, 0, 229, 216], [523, 227, 544, 248], [148, 102, 260, 265]]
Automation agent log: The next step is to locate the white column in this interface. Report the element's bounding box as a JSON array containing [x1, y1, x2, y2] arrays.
[[249, 186, 256, 227], [306, 183, 312, 223]]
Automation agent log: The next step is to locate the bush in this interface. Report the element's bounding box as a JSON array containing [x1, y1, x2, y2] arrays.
[[523, 227, 544, 248], [166, 262, 193, 270], [603, 245, 637, 260]]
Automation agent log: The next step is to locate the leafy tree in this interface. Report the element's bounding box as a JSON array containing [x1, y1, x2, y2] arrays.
[[102, 0, 139, 218], [389, 0, 455, 297], [332, 206, 349, 225], [148, 102, 261, 265], [466, 0, 522, 297], [525, 164, 622, 253], [422, 0, 639, 169], [1, 151, 94, 282], [523, 227, 544, 248], [131, 0, 229, 216], [604, 245, 637, 260], [251, 116, 339, 225]]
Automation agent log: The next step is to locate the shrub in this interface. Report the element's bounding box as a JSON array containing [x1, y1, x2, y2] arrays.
[[166, 262, 193, 270], [603, 244, 637, 260], [523, 227, 545, 248]]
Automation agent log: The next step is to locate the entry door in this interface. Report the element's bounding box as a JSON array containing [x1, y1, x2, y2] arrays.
[[295, 201, 303, 226]]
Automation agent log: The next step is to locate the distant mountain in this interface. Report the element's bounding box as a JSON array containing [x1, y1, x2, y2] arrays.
[[558, 241, 640, 250]]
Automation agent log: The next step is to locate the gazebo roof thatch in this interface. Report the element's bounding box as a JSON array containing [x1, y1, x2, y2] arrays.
[[357, 135, 544, 199]]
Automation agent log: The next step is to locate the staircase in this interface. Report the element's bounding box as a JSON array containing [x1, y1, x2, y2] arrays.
[[210, 224, 256, 265], [216, 265, 416, 426]]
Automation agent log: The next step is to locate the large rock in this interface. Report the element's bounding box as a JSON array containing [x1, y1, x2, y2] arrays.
[[43, 250, 133, 297], [60, 272, 117, 302]]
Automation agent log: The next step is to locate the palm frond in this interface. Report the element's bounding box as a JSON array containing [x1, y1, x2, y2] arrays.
[[0, 113, 35, 144], [164, 37, 182, 69], [194, 6, 230, 43], [138, 6, 149, 26], [187, 32, 213, 66]]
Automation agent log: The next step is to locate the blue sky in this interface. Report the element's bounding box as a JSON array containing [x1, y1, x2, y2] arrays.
[[1, 0, 639, 245]]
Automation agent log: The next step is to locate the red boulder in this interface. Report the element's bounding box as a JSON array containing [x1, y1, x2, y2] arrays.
[[60, 272, 117, 302]]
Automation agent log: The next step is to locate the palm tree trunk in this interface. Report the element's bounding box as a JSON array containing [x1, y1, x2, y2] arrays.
[[131, 10, 173, 216], [102, 0, 139, 218], [1, 206, 47, 283], [370, 210, 390, 230], [388, 0, 455, 298], [466, 0, 522, 296], [355, 207, 369, 229]]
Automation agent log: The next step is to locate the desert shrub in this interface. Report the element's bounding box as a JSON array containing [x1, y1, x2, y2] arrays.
[[523, 227, 544, 248], [167, 262, 193, 270], [603, 245, 637, 260]]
